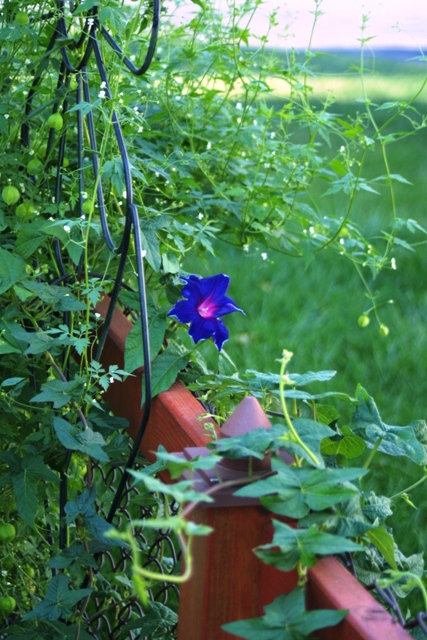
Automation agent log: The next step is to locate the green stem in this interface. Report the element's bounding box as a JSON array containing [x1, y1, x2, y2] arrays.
[[279, 350, 320, 466], [377, 571, 427, 611], [390, 473, 427, 500], [362, 436, 383, 469], [248, 456, 253, 477], [120, 526, 193, 586]]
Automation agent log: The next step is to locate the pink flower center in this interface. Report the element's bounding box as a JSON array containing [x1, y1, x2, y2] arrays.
[[198, 302, 215, 318]]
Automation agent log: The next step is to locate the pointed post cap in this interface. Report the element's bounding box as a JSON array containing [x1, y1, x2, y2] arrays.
[[217, 396, 272, 473], [220, 395, 272, 438]]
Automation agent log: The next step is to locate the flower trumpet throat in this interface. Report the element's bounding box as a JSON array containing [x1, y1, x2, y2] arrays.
[[168, 274, 244, 351]]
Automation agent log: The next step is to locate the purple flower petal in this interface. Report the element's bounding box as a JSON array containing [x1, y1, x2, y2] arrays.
[[167, 299, 199, 323], [168, 273, 243, 351], [211, 319, 229, 351], [188, 317, 229, 351], [188, 317, 218, 344]]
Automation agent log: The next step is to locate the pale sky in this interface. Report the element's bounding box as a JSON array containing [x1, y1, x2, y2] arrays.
[[258, 0, 427, 49], [171, 0, 427, 50]]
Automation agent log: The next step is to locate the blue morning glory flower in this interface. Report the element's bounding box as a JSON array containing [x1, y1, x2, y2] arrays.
[[168, 274, 244, 351]]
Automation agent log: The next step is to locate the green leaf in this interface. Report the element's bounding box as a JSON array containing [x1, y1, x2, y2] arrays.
[[244, 369, 336, 389], [352, 385, 425, 463], [66, 101, 94, 115], [354, 546, 424, 597], [209, 427, 279, 461], [155, 449, 220, 479], [299, 495, 376, 538], [121, 601, 178, 635], [16, 281, 86, 311], [142, 344, 189, 403], [162, 252, 180, 275], [12, 472, 38, 527], [31, 378, 83, 408], [189, 0, 206, 9], [9, 455, 58, 526], [72, 0, 98, 15], [316, 404, 340, 425], [23, 574, 92, 621], [21, 455, 60, 482], [362, 491, 393, 526], [14, 219, 47, 258], [124, 314, 166, 373], [321, 426, 366, 459], [367, 526, 397, 570], [64, 487, 125, 546], [288, 370, 337, 386], [222, 588, 347, 639], [372, 173, 413, 186], [0, 335, 21, 354], [129, 470, 213, 505], [255, 521, 363, 571], [235, 457, 365, 518], [139, 216, 170, 272], [53, 417, 110, 462], [1, 377, 25, 387], [413, 419, 427, 445], [48, 545, 99, 569], [0, 247, 26, 295], [0, 450, 22, 474], [280, 419, 335, 468]]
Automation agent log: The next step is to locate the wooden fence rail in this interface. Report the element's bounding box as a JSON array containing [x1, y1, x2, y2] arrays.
[[97, 298, 412, 640]]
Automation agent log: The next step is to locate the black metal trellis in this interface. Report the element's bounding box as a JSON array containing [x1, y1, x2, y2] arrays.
[[15, 0, 182, 636], [83, 453, 180, 639], [21, 2, 158, 526]]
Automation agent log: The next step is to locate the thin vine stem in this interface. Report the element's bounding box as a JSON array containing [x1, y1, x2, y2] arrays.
[[278, 350, 320, 466]]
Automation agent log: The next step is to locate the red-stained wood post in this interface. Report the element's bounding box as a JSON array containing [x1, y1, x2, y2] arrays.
[[96, 297, 218, 470], [96, 300, 412, 640], [177, 500, 299, 640], [174, 396, 299, 640], [307, 557, 412, 640]]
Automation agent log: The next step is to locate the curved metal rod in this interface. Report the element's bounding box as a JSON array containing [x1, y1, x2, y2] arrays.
[[79, 30, 154, 519], [57, 15, 97, 72], [416, 612, 427, 635], [56, 0, 160, 76], [55, 0, 96, 72], [52, 62, 69, 278], [81, 67, 117, 252], [106, 204, 152, 523], [21, 31, 58, 148], [372, 583, 406, 627], [100, 0, 160, 77]]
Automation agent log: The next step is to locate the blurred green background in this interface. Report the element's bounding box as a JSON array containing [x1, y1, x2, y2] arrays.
[[185, 50, 427, 561], [186, 51, 427, 424]]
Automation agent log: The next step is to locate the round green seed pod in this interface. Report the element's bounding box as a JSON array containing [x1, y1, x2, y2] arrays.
[[47, 112, 63, 131], [2, 186, 20, 205]]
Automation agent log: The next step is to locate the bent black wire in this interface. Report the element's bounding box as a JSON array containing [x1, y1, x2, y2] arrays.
[[20, 0, 158, 539], [416, 613, 427, 635], [371, 583, 406, 627], [107, 203, 152, 523], [100, 0, 160, 77], [56, 0, 159, 77], [80, 67, 116, 252]]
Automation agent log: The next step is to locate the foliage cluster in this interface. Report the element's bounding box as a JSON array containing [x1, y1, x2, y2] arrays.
[[1, 0, 427, 637], [126, 353, 427, 639]]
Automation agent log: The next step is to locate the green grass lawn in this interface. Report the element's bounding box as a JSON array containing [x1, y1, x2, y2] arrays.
[[184, 52, 427, 564]]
